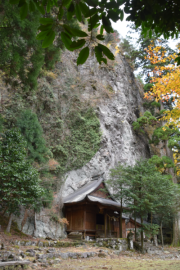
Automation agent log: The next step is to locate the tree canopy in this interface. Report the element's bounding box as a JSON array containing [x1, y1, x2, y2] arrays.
[[0, 128, 44, 231], [133, 42, 180, 177], [107, 159, 179, 250], [8, 0, 180, 66], [0, 1, 79, 90], [17, 109, 49, 163], [124, 0, 180, 39]]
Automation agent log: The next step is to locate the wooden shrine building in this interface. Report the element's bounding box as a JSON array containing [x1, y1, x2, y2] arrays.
[[63, 177, 127, 239]]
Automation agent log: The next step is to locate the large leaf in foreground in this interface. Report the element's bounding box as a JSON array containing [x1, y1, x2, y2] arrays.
[[70, 39, 86, 50], [42, 30, 55, 48], [77, 47, 89, 65], [98, 44, 115, 60]]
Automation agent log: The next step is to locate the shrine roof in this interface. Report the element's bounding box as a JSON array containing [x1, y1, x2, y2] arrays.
[[63, 177, 106, 204], [63, 177, 127, 211]]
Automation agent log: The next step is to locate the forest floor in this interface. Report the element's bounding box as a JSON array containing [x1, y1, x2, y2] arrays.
[[1, 217, 180, 270], [57, 256, 180, 270], [1, 236, 180, 270]]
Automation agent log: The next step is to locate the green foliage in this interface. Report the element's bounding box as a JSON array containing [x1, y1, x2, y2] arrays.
[[0, 0, 79, 91], [151, 126, 180, 148], [110, 160, 174, 217], [107, 159, 179, 250], [40, 170, 54, 207], [41, 187, 53, 208], [52, 108, 101, 174], [1, 74, 101, 197], [7, 0, 180, 68], [77, 47, 89, 65], [133, 110, 157, 133], [142, 101, 161, 116], [144, 83, 154, 92], [143, 224, 159, 237], [16, 110, 49, 163], [149, 155, 175, 174], [0, 114, 4, 132], [104, 29, 120, 47], [9, 0, 125, 65], [0, 1, 44, 90], [133, 109, 180, 157], [0, 128, 44, 215], [120, 36, 138, 68], [50, 212, 60, 223], [127, 25, 175, 83], [124, 0, 180, 39]]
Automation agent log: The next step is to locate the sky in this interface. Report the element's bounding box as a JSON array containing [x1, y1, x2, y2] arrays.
[[112, 18, 179, 51], [111, 17, 179, 79]]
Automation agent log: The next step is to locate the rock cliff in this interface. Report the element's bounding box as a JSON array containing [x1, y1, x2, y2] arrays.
[[1, 49, 150, 239], [60, 51, 150, 199]]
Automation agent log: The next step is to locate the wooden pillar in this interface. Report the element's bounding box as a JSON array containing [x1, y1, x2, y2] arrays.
[[70, 209, 72, 230], [83, 207, 86, 240], [109, 216, 111, 237], [119, 212, 122, 238], [104, 213, 107, 238]]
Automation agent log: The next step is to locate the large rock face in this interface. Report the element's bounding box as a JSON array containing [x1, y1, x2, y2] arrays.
[[15, 50, 149, 239], [60, 51, 150, 198]]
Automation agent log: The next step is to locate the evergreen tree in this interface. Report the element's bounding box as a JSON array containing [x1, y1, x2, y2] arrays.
[[16, 109, 48, 163], [104, 30, 120, 47], [119, 36, 138, 68], [0, 128, 44, 232], [0, 114, 3, 132], [107, 159, 178, 251], [153, 178, 179, 246], [107, 164, 130, 238], [0, 1, 79, 91], [0, 1, 44, 90]]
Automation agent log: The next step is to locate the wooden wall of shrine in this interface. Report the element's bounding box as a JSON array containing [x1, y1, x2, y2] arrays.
[[65, 203, 126, 238]]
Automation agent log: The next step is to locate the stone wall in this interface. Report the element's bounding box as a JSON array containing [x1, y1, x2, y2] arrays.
[[96, 238, 128, 251]]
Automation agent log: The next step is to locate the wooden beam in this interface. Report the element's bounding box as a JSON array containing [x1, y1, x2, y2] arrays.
[[0, 261, 30, 267]]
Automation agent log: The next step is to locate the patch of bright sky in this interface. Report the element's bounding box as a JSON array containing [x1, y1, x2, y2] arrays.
[[112, 17, 179, 51], [112, 16, 179, 79]]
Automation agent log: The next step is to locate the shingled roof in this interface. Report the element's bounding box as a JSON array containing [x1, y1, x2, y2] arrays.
[[63, 177, 127, 211]]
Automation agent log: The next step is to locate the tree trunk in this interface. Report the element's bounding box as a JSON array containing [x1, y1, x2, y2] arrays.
[[160, 102, 180, 245], [151, 212, 152, 225], [160, 221, 164, 247], [173, 213, 180, 246], [120, 198, 122, 238], [33, 211, 36, 237], [134, 212, 137, 241], [164, 141, 180, 245], [21, 209, 28, 231], [2, 207, 7, 216], [6, 213, 13, 233], [141, 216, 144, 252]]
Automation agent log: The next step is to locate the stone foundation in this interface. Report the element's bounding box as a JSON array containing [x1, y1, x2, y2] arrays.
[[96, 238, 128, 251]]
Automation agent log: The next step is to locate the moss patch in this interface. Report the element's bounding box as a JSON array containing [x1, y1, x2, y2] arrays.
[[1, 76, 101, 197], [53, 108, 101, 174]]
